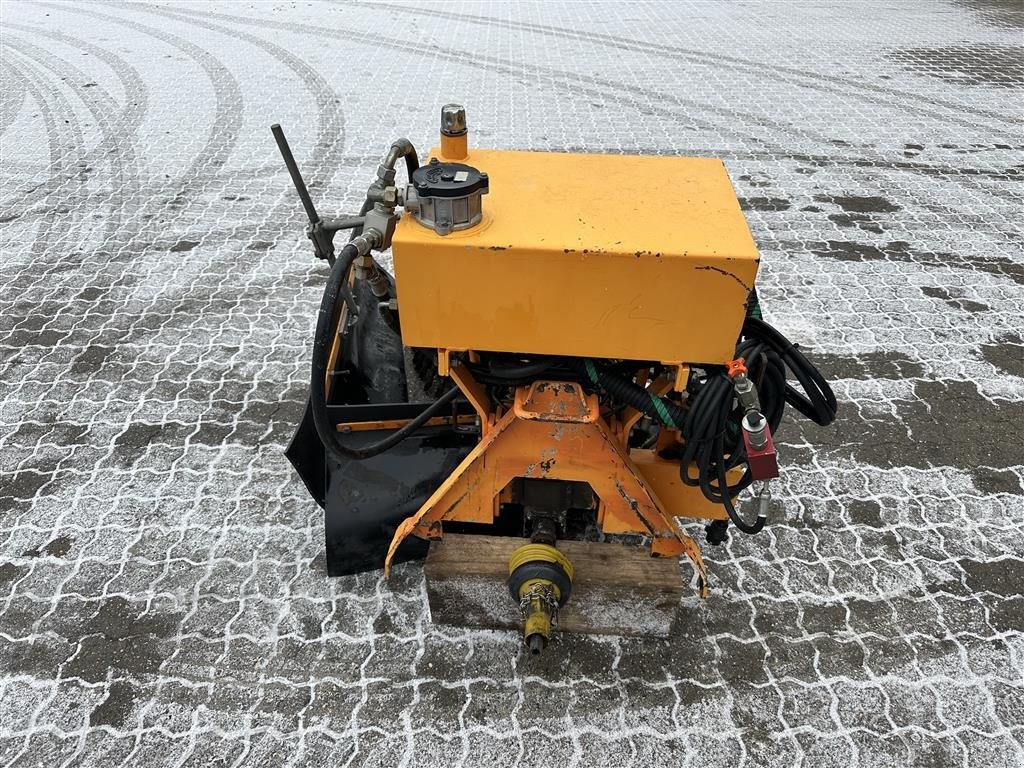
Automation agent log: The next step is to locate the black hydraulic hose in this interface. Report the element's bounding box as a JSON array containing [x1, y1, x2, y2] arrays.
[[303, 136, 434, 459], [576, 356, 766, 534], [742, 316, 836, 426], [680, 377, 766, 533], [574, 359, 687, 429], [309, 241, 460, 463], [571, 318, 835, 535], [679, 318, 836, 534], [404, 150, 419, 178], [487, 359, 556, 379]]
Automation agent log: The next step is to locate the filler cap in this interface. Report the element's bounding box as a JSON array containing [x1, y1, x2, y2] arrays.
[[440, 104, 467, 136], [412, 158, 489, 199]]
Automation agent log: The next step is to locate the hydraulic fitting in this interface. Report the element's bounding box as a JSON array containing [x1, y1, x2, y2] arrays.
[[742, 410, 769, 450], [733, 377, 761, 413], [742, 410, 779, 480], [750, 480, 772, 521], [348, 229, 379, 257], [378, 138, 417, 184], [353, 255, 390, 298], [727, 358, 762, 414], [507, 543, 574, 655], [349, 225, 388, 297], [359, 136, 417, 255], [361, 203, 400, 251]]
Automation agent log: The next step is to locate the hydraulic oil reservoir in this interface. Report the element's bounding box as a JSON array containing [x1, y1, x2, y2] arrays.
[[391, 147, 760, 364]]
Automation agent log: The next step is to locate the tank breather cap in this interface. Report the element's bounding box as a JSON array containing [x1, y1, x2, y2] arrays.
[[440, 103, 467, 136]]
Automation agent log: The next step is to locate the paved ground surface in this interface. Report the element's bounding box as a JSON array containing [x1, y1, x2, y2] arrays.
[[1, 1, 1023, 765]]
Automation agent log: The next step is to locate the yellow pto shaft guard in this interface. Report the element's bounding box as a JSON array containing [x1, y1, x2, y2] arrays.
[[507, 543, 574, 654]]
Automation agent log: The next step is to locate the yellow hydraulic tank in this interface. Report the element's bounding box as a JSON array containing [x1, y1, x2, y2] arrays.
[[391, 147, 760, 364]]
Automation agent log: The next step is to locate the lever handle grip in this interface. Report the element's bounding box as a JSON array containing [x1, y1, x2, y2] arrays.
[[271, 123, 320, 225]]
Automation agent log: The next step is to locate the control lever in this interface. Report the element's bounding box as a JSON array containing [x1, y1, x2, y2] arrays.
[[271, 123, 353, 261]]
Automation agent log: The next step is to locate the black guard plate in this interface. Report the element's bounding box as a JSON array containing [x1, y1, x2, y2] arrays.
[[286, 398, 476, 576]]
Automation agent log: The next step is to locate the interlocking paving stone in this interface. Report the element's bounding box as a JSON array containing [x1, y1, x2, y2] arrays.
[[1, 1, 1022, 765]]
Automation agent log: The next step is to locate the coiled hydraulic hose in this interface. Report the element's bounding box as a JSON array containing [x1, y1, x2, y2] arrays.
[[680, 316, 835, 533], [577, 317, 835, 535]]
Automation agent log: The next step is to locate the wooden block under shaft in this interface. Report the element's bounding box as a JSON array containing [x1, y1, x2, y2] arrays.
[[424, 534, 687, 638]]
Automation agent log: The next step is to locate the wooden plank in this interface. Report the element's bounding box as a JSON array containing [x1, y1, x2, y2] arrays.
[[424, 533, 687, 638]]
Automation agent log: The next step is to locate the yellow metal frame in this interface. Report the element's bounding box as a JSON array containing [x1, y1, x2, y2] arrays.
[[385, 376, 709, 596], [372, 126, 762, 599]]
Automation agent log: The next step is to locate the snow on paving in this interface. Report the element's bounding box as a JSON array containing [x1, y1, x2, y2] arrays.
[[1, 1, 1022, 765]]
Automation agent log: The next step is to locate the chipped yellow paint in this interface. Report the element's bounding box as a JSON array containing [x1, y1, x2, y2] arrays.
[[384, 380, 711, 581]]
